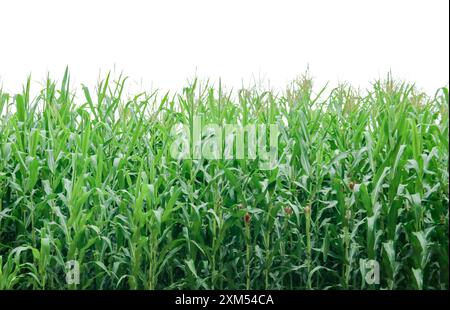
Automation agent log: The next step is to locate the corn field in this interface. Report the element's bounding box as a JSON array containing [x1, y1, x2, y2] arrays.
[[0, 70, 448, 290]]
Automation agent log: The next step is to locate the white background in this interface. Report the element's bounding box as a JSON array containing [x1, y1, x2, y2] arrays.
[[0, 0, 448, 94]]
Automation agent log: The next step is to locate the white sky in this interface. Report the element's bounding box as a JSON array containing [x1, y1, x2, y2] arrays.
[[0, 0, 449, 95]]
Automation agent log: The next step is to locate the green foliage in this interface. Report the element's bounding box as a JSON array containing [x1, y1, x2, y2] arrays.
[[0, 71, 448, 289]]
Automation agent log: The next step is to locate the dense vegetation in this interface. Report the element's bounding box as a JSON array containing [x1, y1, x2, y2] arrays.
[[0, 70, 448, 289]]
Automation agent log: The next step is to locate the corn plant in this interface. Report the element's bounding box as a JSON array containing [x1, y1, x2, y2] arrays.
[[0, 70, 448, 290]]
